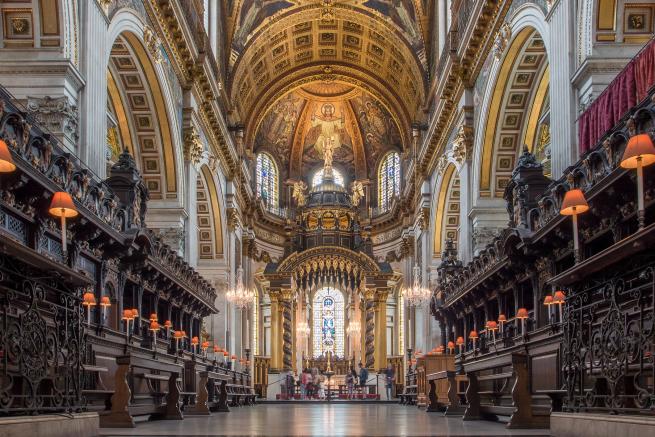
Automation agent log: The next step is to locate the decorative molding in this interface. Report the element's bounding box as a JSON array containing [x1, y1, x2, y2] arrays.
[[154, 227, 185, 256], [451, 124, 473, 164]]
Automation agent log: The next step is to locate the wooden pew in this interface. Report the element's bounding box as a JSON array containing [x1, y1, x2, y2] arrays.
[[187, 370, 231, 415], [462, 353, 549, 429], [101, 354, 184, 428], [426, 370, 466, 415], [82, 364, 113, 411]]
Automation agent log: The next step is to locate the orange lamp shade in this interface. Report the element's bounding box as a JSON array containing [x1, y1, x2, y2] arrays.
[[456, 336, 464, 345], [122, 309, 133, 320], [48, 192, 78, 218], [553, 290, 566, 303], [181, 330, 187, 337], [486, 321, 498, 331], [498, 314, 507, 323], [436, 345, 444, 353], [202, 341, 209, 349], [447, 341, 455, 349], [560, 189, 589, 215], [149, 313, 158, 321], [621, 134, 655, 168], [149, 321, 160, 331], [82, 292, 96, 306], [100, 296, 111, 307], [173, 330, 184, 339], [223, 351, 229, 357], [517, 308, 529, 319], [469, 330, 479, 339], [191, 336, 199, 345], [213, 345, 220, 353], [543, 295, 554, 306], [231, 354, 237, 360], [164, 320, 172, 329], [0, 139, 16, 173]]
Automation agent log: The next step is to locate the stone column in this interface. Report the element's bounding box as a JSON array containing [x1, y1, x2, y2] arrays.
[[280, 289, 294, 371], [374, 290, 389, 371], [79, 0, 109, 177], [547, 0, 577, 179], [364, 289, 376, 369]]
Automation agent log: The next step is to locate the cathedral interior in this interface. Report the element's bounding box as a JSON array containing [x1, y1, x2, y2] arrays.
[[0, 1, 654, 436]]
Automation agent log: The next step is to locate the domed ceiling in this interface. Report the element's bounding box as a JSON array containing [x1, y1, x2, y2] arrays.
[[226, 0, 429, 183]]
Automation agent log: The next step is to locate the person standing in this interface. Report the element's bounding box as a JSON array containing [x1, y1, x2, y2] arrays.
[[300, 368, 310, 400], [358, 363, 369, 399], [346, 366, 357, 399], [384, 364, 395, 400]]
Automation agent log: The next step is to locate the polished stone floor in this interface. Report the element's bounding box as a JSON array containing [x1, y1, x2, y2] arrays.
[[99, 404, 551, 436]]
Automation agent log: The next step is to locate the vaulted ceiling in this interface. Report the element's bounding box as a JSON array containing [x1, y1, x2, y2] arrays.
[[226, 0, 429, 181]]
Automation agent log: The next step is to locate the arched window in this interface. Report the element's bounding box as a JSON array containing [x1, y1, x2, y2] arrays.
[[312, 168, 344, 187], [312, 287, 345, 358], [256, 153, 278, 210], [378, 152, 400, 211]]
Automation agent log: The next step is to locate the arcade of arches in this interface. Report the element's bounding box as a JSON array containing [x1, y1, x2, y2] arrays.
[[0, 1, 655, 436]]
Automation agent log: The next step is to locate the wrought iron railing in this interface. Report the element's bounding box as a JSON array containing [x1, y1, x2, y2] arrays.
[[562, 258, 655, 414]]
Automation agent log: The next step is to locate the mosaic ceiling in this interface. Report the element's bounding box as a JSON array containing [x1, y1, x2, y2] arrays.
[[228, 1, 429, 172], [254, 82, 402, 181]]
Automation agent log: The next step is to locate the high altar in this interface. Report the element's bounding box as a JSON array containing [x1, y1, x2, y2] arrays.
[[258, 164, 401, 387]]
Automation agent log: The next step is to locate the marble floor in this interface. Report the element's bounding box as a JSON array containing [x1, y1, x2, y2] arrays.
[[99, 404, 551, 436]]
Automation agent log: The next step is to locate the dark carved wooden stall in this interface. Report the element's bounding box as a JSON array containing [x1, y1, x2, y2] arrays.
[[0, 86, 254, 425], [428, 61, 655, 427]]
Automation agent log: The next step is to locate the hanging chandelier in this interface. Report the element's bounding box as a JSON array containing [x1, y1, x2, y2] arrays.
[[346, 319, 361, 337], [227, 267, 255, 310], [403, 264, 431, 307], [297, 320, 311, 337]]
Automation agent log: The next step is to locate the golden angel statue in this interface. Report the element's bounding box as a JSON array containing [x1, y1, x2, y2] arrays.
[[292, 180, 308, 207], [351, 180, 365, 206]]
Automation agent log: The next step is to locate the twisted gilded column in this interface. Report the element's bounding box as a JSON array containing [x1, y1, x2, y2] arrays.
[[281, 289, 293, 371], [364, 289, 376, 369]]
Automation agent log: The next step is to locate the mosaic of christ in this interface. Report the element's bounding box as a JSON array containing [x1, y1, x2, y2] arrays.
[[302, 102, 355, 174]]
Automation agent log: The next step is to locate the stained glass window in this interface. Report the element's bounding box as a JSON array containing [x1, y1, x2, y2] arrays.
[[256, 153, 278, 211], [312, 287, 345, 358], [312, 168, 344, 188], [378, 152, 400, 211]]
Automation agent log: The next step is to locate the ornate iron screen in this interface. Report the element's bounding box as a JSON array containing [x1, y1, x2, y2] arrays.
[[0, 253, 86, 414], [563, 256, 655, 414]]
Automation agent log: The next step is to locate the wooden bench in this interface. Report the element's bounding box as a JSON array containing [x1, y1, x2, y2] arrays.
[[101, 354, 184, 428], [399, 384, 417, 405], [463, 353, 549, 429], [82, 364, 113, 411], [186, 370, 231, 415], [426, 370, 466, 416]]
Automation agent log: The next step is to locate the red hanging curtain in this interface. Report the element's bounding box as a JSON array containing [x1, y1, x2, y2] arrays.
[[578, 38, 655, 155]]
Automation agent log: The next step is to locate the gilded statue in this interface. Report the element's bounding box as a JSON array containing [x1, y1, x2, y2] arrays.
[[292, 180, 308, 207], [351, 180, 365, 206]]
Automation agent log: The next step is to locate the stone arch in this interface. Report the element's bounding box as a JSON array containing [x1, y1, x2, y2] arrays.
[[197, 165, 225, 260], [105, 10, 182, 203], [474, 6, 550, 200], [432, 163, 461, 258]]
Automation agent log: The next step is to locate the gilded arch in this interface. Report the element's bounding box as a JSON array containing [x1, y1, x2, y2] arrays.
[[433, 164, 460, 257], [105, 23, 178, 200], [197, 165, 224, 259], [479, 27, 549, 197]]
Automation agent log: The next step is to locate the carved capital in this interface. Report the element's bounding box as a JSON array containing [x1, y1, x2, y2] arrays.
[[143, 26, 163, 64], [452, 124, 473, 164], [183, 127, 204, 164], [26, 96, 79, 145]]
